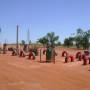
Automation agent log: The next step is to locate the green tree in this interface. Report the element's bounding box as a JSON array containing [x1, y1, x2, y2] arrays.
[[37, 32, 59, 47], [75, 28, 84, 49], [64, 38, 69, 47], [21, 40, 25, 45], [46, 32, 59, 47], [64, 37, 74, 47], [75, 28, 90, 49], [56, 41, 61, 46], [63, 28, 90, 49], [37, 37, 48, 46], [29, 40, 32, 44], [82, 30, 90, 49]]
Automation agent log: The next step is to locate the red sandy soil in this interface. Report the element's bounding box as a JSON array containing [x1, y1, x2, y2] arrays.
[[0, 48, 90, 90]]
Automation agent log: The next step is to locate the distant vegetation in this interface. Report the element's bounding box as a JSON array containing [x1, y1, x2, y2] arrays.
[[37, 32, 60, 47], [64, 28, 90, 49], [37, 29, 90, 50]]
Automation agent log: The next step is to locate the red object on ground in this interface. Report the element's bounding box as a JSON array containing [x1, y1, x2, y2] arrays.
[[82, 54, 86, 59], [19, 51, 25, 57], [69, 55, 74, 62], [88, 57, 90, 64], [31, 55, 35, 60], [78, 54, 82, 61], [65, 56, 68, 63], [76, 52, 81, 59], [43, 49, 46, 55], [28, 52, 35, 60], [83, 56, 87, 65], [54, 60, 55, 64], [12, 51, 15, 56], [62, 51, 68, 57], [12, 50, 17, 56]]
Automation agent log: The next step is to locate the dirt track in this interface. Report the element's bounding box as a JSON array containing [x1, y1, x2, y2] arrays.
[[0, 48, 90, 90]]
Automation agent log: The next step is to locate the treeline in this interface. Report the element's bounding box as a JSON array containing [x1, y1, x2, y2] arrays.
[[21, 32, 60, 48], [37, 32, 60, 47], [64, 28, 90, 49], [20, 28, 90, 50]]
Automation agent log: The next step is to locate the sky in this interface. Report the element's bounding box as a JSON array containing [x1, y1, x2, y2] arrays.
[[0, 0, 90, 44]]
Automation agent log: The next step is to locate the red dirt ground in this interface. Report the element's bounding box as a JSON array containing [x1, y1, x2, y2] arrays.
[[0, 47, 90, 90]]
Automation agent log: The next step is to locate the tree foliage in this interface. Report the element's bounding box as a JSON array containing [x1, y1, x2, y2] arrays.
[[37, 37, 48, 46], [75, 29, 90, 49], [37, 32, 59, 47], [21, 40, 25, 45], [64, 37, 74, 47], [64, 28, 90, 49], [46, 32, 59, 47]]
